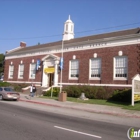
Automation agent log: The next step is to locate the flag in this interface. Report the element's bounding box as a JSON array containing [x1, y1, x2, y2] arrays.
[[60, 57, 63, 70]]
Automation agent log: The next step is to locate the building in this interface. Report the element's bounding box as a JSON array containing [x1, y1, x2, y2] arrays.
[[4, 16, 140, 88]]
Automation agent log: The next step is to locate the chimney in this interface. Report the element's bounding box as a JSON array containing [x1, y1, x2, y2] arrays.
[[20, 41, 26, 48]]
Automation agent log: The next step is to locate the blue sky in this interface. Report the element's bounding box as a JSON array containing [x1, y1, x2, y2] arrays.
[[0, 0, 140, 54]]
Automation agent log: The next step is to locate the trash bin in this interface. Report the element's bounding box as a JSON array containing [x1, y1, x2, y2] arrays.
[[58, 91, 67, 102]]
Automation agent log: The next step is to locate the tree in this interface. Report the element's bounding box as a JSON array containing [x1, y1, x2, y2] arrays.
[[0, 54, 5, 75]]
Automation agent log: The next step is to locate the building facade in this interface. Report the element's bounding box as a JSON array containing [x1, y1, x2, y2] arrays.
[[4, 16, 140, 88]]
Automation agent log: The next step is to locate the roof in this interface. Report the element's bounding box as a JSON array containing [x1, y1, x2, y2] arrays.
[[6, 27, 140, 56]]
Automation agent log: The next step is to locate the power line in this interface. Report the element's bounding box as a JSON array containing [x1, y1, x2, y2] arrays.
[[0, 22, 140, 41], [76, 22, 140, 34]]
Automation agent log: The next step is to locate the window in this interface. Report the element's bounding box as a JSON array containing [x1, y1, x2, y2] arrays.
[[71, 25, 73, 32], [90, 58, 101, 79], [114, 56, 127, 79], [66, 25, 68, 31], [9, 65, 14, 78], [30, 63, 36, 79], [70, 60, 79, 78], [18, 64, 24, 79], [4, 87, 13, 91]]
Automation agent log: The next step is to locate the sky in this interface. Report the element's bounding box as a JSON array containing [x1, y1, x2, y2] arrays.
[[0, 0, 140, 54]]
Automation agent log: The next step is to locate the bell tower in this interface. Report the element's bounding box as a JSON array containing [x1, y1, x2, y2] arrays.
[[63, 15, 74, 41]]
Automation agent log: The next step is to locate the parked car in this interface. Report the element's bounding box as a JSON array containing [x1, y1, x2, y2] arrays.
[[0, 87, 20, 101]]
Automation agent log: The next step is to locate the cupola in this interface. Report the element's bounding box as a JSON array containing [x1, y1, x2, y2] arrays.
[[63, 15, 74, 41]]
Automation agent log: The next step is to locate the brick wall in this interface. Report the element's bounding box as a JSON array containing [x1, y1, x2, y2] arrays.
[[4, 55, 45, 83], [62, 44, 138, 85], [4, 44, 139, 85]]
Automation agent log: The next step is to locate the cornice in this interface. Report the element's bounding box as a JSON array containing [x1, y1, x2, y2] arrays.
[[5, 34, 140, 60]]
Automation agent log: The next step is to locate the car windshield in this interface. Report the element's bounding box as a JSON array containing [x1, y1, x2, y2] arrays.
[[4, 88, 14, 91]]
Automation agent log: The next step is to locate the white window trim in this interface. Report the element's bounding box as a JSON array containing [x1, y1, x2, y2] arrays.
[[29, 63, 36, 79], [69, 60, 79, 80], [8, 65, 14, 79], [113, 56, 128, 80], [89, 58, 101, 80], [18, 64, 24, 79]]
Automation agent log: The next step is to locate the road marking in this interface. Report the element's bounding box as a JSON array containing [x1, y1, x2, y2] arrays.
[[54, 126, 102, 139]]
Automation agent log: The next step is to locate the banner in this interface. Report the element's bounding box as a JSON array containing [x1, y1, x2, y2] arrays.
[[36, 59, 41, 70], [60, 57, 63, 70]]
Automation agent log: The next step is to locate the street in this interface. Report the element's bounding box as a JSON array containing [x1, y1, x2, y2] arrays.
[[0, 101, 139, 140]]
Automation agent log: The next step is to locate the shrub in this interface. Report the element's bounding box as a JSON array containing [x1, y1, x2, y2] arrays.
[[44, 90, 51, 96], [64, 85, 82, 98], [0, 82, 10, 87], [10, 83, 29, 92], [108, 88, 131, 102], [42, 85, 132, 103], [63, 85, 131, 102], [43, 87, 60, 97], [63, 85, 114, 99]]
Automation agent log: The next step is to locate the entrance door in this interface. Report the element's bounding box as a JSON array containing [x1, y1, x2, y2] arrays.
[[48, 73, 54, 87]]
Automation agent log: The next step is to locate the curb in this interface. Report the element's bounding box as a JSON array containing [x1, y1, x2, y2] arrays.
[[19, 99, 140, 119]]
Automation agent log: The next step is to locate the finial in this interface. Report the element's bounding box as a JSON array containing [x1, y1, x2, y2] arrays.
[[68, 15, 70, 20]]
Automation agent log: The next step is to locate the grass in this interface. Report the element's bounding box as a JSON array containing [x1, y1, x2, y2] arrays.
[[41, 96, 140, 111]]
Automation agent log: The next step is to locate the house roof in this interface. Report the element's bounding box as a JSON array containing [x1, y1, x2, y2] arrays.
[[6, 27, 140, 56]]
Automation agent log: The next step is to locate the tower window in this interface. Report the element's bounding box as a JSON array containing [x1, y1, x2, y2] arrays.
[[71, 25, 73, 32], [66, 25, 68, 31]]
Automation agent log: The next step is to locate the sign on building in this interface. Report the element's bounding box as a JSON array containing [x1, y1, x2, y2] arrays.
[[36, 59, 41, 70], [60, 57, 63, 70], [132, 74, 140, 106]]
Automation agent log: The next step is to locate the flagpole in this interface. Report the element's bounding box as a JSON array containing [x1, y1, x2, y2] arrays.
[[60, 40, 64, 93]]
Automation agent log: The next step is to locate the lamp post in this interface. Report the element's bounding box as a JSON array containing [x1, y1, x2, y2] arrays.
[[60, 40, 64, 93]]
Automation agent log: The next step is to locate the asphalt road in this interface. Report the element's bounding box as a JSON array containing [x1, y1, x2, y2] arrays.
[[0, 101, 138, 140]]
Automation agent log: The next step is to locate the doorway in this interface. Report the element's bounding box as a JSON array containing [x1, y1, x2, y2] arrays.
[[48, 73, 54, 87]]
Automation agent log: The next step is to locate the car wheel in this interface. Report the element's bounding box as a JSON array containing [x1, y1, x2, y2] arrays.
[[0, 94, 3, 100], [13, 98, 19, 101]]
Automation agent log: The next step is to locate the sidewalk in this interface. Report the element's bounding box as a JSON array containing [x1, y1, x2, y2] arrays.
[[19, 93, 140, 119]]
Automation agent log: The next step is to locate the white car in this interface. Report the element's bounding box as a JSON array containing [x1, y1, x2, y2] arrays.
[[0, 87, 20, 101]]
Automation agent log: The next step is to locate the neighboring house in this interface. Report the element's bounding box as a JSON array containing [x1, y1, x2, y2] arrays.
[[4, 16, 140, 88]]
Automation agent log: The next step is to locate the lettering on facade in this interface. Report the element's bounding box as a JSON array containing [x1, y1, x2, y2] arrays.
[[7, 42, 108, 59]]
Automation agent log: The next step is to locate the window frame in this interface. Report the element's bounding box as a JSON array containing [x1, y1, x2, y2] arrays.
[[8, 65, 14, 79], [113, 56, 128, 80], [69, 60, 79, 79], [89, 58, 101, 80], [18, 64, 24, 79], [29, 63, 36, 79]]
